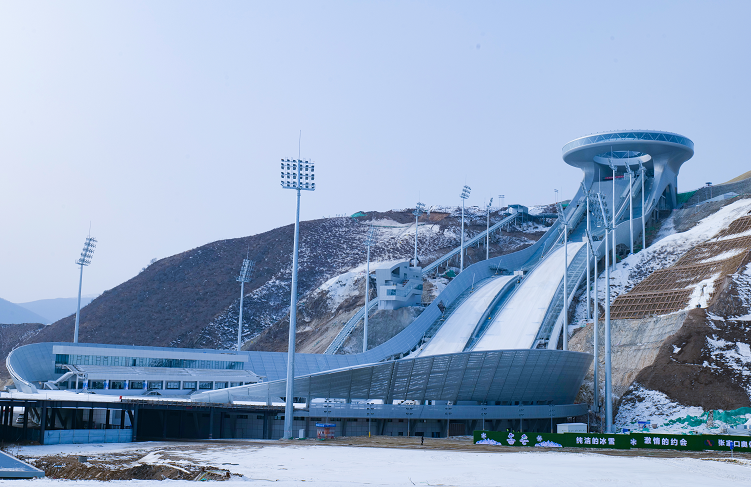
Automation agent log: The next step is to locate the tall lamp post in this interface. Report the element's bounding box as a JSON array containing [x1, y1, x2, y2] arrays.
[[280, 152, 316, 439], [412, 202, 425, 267], [236, 258, 255, 352], [363, 224, 376, 353], [584, 224, 600, 419], [485, 198, 493, 260], [459, 185, 471, 272], [596, 192, 613, 433], [554, 189, 558, 204], [73, 236, 96, 343]]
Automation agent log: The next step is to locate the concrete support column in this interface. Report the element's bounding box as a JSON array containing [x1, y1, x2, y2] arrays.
[[40, 403, 47, 445], [208, 408, 214, 439], [22, 404, 29, 441]]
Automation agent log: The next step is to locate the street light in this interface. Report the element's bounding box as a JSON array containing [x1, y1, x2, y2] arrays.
[[412, 202, 425, 268], [706, 182, 713, 199], [485, 198, 493, 260], [236, 258, 255, 352], [363, 224, 377, 353], [498, 195, 505, 211], [554, 189, 558, 204], [595, 192, 613, 433], [460, 185, 471, 272], [73, 235, 96, 343], [279, 147, 316, 440]]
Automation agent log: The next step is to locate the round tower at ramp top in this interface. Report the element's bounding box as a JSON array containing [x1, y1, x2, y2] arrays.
[[562, 130, 693, 209]]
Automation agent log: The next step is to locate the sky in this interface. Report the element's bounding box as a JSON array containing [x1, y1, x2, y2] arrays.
[[1, 1, 750, 303]]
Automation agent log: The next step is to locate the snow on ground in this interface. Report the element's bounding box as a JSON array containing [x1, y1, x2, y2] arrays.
[[419, 276, 513, 357], [9, 441, 751, 486], [596, 199, 751, 304], [616, 385, 751, 435], [317, 260, 405, 309], [474, 242, 584, 351]]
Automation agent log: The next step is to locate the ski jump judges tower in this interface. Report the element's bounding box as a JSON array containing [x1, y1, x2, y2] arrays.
[[563, 130, 694, 211]]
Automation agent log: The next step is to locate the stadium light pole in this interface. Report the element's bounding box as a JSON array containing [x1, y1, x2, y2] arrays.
[[236, 258, 255, 352], [639, 161, 646, 251], [596, 193, 613, 433], [485, 198, 493, 260], [73, 236, 97, 343], [363, 224, 376, 353], [279, 147, 316, 440], [459, 185, 471, 272], [412, 202, 425, 268]]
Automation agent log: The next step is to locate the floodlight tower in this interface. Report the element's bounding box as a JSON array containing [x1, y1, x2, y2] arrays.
[[73, 236, 97, 343], [459, 185, 471, 272], [412, 202, 425, 268], [596, 192, 613, 433], [638, 161, 646, 250], [279, 145, 316, 440], [236, 258, 255, 352], [584, 223, 600, 417], [363, 224, 377, 352], [485, 198, 493, 260]]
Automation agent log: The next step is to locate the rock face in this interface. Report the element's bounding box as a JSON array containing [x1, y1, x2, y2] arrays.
[[569, 311, 690, 407]]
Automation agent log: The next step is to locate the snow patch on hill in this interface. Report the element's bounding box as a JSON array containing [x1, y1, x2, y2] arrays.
[[596, 199, 751, 303]]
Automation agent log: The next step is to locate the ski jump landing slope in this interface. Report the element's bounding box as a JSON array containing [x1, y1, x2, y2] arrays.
[[473, 242, 584, 351], [418, 276, 513, 357]]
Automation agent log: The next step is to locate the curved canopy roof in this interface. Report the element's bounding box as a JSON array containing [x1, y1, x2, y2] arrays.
[[562, 130, 694, 169]]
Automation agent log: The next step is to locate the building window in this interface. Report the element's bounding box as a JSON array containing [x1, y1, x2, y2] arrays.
[[237, 415, 248, 419], [110, 381, 126, 390], [90, 380, 105, 390], [148, 381, 163, 390], [214, 382, 228, 389], [199, 381, 213, 390], [230, 382, 242, 387], [183, 381, 197, 390], [166, 381, 180, 390], [129, 381, 144, 389]]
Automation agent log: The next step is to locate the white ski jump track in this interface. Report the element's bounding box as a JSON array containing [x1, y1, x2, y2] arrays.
[[418, 276, 513, 357], [473, 241, 584, 351]]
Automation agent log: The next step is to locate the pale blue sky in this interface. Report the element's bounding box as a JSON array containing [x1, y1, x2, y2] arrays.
[[1, 1, 749, 302]]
